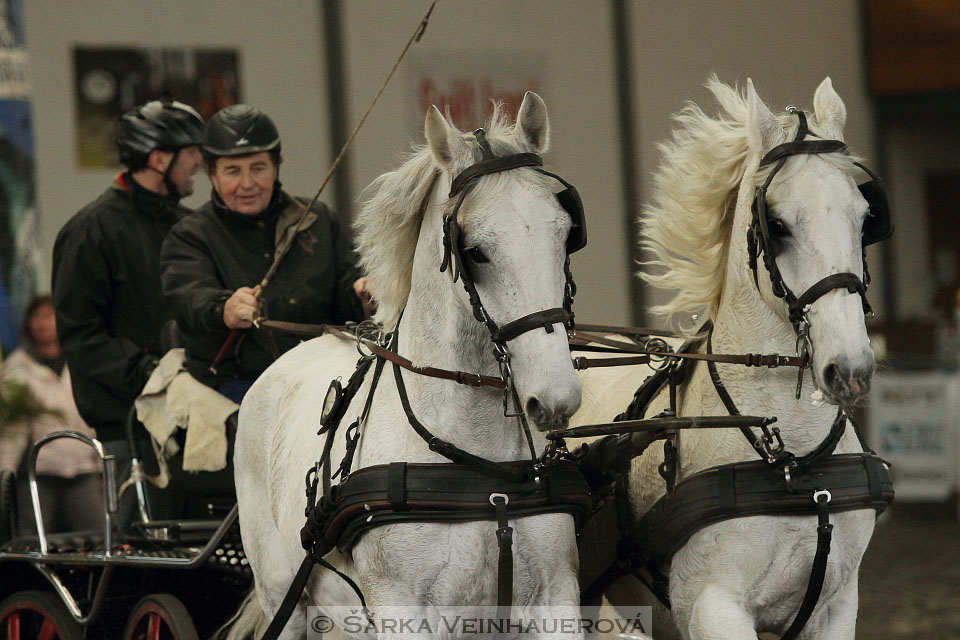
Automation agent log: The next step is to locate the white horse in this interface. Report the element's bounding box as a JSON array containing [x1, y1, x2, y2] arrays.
[[576, 77, 885, 639], [228, 93, 584, 639]]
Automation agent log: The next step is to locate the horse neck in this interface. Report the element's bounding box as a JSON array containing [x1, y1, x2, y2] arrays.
[[392, 197, 530, 458], [676, 204, 845, 474]]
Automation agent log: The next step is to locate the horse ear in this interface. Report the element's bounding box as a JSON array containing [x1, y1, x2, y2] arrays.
[[424, 105, 462, 169], [813, 77, 846, 141], [515, 91, 550, 153], [746, 78, 783, 156]]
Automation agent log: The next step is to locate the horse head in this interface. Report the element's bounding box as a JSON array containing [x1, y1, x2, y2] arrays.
[[425, 93, 583, 430], [359, 91, 582, 433], [744, 78, 885, 405]]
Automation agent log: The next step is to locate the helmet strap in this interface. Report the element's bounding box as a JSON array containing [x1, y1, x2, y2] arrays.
[[161, 148, 183, 200]]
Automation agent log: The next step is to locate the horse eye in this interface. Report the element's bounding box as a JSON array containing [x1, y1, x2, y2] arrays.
[[465, 246, 489, 264], [769, 219, 790, 238]]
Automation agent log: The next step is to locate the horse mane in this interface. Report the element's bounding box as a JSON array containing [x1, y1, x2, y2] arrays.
[[641, 77, 864, 332], [354, 103, 525, 330], [639, 77, 763, 329]]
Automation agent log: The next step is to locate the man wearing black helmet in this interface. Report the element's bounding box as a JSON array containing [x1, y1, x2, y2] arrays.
[[160, 105, 367, 402], [51, 98, 205, 525]]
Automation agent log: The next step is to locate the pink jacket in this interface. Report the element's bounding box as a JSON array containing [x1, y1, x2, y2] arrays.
[[0, 349, 101, 478]]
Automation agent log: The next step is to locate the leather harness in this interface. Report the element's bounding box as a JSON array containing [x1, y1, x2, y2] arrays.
[[254, 110, 896, 639], [570, 112, 897, 635], [257, 135, 593, 640], [573, 326, 894, 640]]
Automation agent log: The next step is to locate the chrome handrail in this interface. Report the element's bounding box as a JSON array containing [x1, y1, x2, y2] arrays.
[[27, 430, 117, 555]]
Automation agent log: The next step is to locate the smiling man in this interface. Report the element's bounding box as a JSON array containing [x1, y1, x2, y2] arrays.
[[51, 97, 205, 527], [159, 105, 369, 403]]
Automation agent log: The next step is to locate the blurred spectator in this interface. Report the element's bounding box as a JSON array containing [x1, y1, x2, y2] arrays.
[[0, 295, 104, 534]]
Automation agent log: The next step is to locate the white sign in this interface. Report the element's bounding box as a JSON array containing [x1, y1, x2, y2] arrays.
[[869, 371, 960, 500], [0, 49, 30, 99]]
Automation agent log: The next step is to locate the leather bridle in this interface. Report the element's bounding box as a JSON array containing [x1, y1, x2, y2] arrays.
[[747, 108, 893, 394], [437, 128, 586, 424]]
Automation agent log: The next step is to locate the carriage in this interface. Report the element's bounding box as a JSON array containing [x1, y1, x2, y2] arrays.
[[1, 78, 895, 640], [0, 414, 250, 639]]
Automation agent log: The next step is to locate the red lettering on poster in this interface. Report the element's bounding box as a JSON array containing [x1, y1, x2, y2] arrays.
[[418, 78, 476, 129], [480, 78, 532, 121]]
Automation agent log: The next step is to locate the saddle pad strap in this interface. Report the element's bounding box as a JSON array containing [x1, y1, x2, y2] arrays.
[[493, 495, 514, 609], [387, 461, 408, 510], [780, 492, 833, 640]]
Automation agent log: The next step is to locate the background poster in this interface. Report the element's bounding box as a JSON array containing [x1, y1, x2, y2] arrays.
[[405, 52, 545, 136], [74, 46, 240, 168], [0, 0, 39, 354]]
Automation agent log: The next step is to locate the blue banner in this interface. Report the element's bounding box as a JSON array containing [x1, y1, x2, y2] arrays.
[[0, 0, 38, 354]]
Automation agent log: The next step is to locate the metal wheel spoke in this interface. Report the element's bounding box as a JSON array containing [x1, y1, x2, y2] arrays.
[[37, 618, 57, 640], [7, 613, 21, 640], [147, 611, 162, 640]]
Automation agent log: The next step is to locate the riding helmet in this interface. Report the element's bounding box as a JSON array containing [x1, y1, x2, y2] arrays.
[[116, 98, 205, 170], [202, 104, 281, 161]]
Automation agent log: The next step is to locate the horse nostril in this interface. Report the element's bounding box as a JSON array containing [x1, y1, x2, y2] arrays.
[[823, 364, 839, 390], [526, 397, 547, 424]]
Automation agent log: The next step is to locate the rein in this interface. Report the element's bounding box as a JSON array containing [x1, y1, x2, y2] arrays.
[[571, 330, 808, 368]]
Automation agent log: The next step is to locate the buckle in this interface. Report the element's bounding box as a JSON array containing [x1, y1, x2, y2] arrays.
[[783, 460, 798, 490], [795, 317, 813, 398], [489, 493, 510, 506], [755, 426, 785, 462], [767, 355, 790, 368], [813, 489, 832, 504]]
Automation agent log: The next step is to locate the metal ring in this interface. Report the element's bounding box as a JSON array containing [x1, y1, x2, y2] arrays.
[[813, 489, 832, 504], [644, 337, 674, 371], [356, 338, 376, 360], [489, 492, 509, 506]]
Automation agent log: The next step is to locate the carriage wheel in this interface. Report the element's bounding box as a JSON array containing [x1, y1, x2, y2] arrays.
[[0, 590, 83, 640], [122, 594, 198, 640], [0, 469, 16, 544]]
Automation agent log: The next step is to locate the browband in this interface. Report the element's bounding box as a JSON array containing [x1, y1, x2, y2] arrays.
[[449, 153, 544, 198], [760, 139, 847, 167]]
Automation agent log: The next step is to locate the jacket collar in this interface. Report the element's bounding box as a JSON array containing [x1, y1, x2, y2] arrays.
[[113, 172, 181, 219]]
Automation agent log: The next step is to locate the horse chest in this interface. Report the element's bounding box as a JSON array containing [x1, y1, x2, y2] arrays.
[[353, 519, 567, 602], [672, 509, 876, 617]]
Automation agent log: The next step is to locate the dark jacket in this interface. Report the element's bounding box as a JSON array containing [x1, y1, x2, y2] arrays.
[[52, 174, 188, 440], [159, 188, 363, 387]]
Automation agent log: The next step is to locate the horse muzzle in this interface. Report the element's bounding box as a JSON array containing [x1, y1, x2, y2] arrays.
[[820, 359, 874, 405]]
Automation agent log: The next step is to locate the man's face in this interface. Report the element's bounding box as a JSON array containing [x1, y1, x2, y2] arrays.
[[210, 152, 277, 215], [164, 145, 204, 197]]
